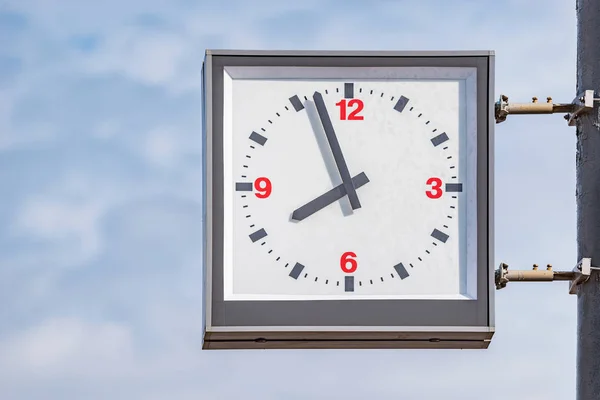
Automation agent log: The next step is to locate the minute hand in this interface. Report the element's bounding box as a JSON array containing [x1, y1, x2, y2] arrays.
[[313, 91, 361, 210]]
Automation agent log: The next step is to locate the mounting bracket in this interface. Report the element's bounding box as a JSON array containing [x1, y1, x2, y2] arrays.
[[494, 90, 598, 126], [494, 258, 592, 294], [569, 257, 592, 294]]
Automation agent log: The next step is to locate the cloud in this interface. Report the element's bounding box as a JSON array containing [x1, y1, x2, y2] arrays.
[[0, 317, 134, 378], [81, 30, 190, 88], [0, 0, 583, 399]]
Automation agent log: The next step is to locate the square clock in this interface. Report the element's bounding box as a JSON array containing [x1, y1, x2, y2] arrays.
[[202, 50, 495, 349]]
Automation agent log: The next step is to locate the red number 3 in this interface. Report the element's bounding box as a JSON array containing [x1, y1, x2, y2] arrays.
[[426, 177, 443, 199]]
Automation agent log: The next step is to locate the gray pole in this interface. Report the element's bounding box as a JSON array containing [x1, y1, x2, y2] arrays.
[[576, 1, 600, 399]]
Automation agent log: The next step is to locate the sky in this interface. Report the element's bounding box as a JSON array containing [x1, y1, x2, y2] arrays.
[[0, 0, 583, 399]]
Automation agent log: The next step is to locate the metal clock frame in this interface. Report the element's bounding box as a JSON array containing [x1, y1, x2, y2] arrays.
[[202, 50, 495, 350]]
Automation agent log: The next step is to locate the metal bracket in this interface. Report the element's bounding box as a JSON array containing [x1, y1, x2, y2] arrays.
[[569, 257, 592, 294], [494, 259, 592, 294], [565, 90, 596, 126], [494, 90, 598, 126]]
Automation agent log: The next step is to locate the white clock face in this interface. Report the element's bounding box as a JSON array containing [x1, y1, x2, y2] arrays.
[[222, 67, 478, 301]]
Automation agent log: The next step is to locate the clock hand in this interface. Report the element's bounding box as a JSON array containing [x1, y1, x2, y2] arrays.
[[312, 91, 362, 211], [291, 172, 370, 222]]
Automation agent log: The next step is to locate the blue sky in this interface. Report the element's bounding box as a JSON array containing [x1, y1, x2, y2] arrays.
[[0, 0, 580, 399]]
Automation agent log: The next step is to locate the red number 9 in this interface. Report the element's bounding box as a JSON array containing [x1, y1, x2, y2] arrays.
[[254, 177, 272, 198]]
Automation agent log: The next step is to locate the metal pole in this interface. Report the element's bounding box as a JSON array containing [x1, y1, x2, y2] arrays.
[[576, 1, 600, 399]]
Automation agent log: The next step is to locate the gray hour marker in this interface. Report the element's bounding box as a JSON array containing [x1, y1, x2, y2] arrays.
[[236, 182, 253, 191], [344, 83, 354, 98], [289, 262, 305, 279], [393, 263, 410, 279], [289, 95, 304, 111], [345, 276, 354, 292], [393, 96, 409, 112], [431, 229, 449, 243], [446, 183, 463, 192], [249, 131, 267, 146], [249, 228, 267, 243], [431, 132, 449, 147]]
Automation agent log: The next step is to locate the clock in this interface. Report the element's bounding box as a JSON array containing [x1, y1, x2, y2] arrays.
[[202, 50, 495, 349]]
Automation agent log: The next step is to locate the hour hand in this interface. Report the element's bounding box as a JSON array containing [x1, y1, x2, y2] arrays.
[[291, 172, 370, 222]]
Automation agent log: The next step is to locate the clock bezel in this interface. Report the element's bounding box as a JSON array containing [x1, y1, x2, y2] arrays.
[[202, 50, 495, 349]]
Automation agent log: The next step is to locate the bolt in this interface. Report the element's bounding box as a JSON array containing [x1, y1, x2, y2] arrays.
[[533, 264, 539, 270], [564, 114, 571, 120], [547, 264, 553, 271], [501, 95, 508, 102], [547, 96, 553, 103], [532, 96, 538, 103]]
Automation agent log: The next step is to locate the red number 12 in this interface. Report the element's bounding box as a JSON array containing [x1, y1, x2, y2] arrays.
[[336, 99, 364, 120]]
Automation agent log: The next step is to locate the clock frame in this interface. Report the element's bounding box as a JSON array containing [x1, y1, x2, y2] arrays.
[[202, 50, 495, 350]]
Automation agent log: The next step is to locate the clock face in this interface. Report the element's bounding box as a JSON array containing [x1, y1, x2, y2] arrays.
[[222, 67, 478, 301]]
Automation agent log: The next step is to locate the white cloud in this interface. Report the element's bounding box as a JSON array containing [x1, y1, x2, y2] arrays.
[[0, 0, 584, 399], [0, 317, 134, 379], [141, 126, 185, 167], [13, 198, 104, 262], [83, 31, 188, 87]]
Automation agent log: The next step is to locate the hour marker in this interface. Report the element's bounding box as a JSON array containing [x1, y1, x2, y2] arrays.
[[289, 95, 304, 111], [249, 131, 267, 146], [431, 229, 449, 243], [431, 132, 449, 146], [393, 263, 409, 279], [344, 82, 354, 98], [289, 262, 305, 279], [446, 183, 463, 192], [249, 228, 267, 243], [393, 96, 409, 112], [345, 276, 354, 292], [235, 182, 253, 191]]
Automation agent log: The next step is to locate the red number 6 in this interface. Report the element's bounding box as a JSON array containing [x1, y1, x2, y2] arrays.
[[340, 252, 358, 273]]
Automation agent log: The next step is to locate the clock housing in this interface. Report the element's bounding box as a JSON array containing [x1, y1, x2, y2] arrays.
[[202, 50, 495, 350]]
